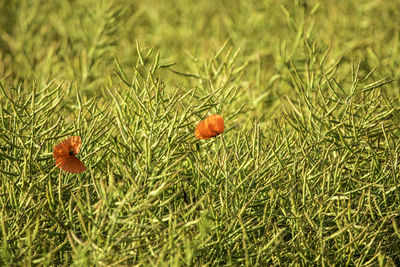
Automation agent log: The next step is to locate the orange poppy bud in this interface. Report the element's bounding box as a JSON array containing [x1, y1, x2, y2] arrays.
[[195, 115, 224, 139]]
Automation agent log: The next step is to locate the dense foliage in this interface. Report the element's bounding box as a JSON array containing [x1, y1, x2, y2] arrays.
[[1, 0, 400, 265]]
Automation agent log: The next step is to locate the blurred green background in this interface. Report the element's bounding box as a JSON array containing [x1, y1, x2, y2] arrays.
[[1, 0, 399, 97]]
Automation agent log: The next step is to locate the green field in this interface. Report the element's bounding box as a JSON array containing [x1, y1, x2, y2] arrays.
[[1, 0, 400, 265]]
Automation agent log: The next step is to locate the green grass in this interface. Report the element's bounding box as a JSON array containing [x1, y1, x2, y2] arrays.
[[1, 0, 400, 265]]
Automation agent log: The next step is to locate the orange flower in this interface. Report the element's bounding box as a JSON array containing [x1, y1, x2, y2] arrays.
[[195, 115, 224, 139], [53, 136, 86, 173]]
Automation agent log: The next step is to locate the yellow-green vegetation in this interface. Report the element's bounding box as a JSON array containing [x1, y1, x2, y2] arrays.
[[1, 0, 400, 265]]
